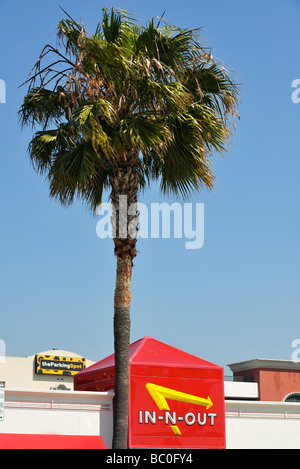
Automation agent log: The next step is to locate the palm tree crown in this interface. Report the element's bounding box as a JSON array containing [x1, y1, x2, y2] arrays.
[[20, 7, 239, 214]]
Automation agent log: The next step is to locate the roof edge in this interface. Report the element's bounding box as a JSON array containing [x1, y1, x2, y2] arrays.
[[228, 358, 300, 373]]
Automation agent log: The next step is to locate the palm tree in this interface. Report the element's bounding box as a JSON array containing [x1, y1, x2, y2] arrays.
[[19, 7, 239, 448]]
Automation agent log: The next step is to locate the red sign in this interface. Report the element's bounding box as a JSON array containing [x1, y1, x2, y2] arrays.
[[75, 336, 226, 449], [129, 375, 225, 448]]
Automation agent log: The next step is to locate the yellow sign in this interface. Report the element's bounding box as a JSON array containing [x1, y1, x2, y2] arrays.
[[146, 383, 213, 435], [35, 355, 86, 376]]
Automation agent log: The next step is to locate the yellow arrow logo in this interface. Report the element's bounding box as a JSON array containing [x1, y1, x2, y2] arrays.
[[146, 383, 213, 436]]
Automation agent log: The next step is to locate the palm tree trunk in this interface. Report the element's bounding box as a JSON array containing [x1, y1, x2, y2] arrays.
[[110, 151, 139, 449], [112, 256, 132, 449]]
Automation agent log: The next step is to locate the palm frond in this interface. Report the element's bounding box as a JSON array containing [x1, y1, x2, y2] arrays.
[[117, 115, 171, 152], [19, 6, 240, 208], [19, 87, 73, 129]]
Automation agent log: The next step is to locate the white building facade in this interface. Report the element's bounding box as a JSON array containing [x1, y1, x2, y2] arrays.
[[1, 348, 300, 449]]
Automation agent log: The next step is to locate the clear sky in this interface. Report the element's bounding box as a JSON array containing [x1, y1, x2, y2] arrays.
[[0, 0, 299, 375]]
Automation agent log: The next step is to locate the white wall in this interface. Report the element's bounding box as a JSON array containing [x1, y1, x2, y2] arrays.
[[2, 388, 300, 449], [225, 381, 259, 400], [0, 389, 114, 449], [225, 400, 300, 449]]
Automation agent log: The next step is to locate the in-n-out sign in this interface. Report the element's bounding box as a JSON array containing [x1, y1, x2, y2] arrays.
[[139, 383, 217, 436], [139, 409, 217, 428], [130, 373, 225, 448], [74, 336, 226, 449]]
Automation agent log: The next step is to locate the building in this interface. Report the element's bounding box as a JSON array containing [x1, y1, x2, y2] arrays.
[[1, 339, 300, 449], [0, 348, 113, 448], [225, 358, 300, 449], [0, 349, 95, 391], [228, 358, 300, 402]]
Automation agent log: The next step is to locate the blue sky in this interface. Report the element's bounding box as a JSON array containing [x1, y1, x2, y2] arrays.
[[0, 0, 299, 375]]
